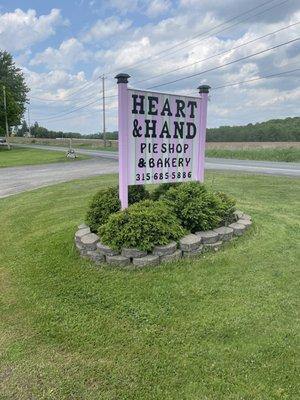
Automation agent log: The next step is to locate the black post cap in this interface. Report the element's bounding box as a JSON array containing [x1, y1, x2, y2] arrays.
[[115, 73, 131, 84], [198, 85, 211, 93]]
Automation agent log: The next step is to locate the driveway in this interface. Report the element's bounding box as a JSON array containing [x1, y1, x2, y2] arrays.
[[1, 144, 299, 198]]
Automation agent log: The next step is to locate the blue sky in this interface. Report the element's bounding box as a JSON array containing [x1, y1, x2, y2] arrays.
[[0, 0, 299, 134]]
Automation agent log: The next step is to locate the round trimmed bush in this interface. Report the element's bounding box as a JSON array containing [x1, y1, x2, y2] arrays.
[[98, 200, 185, 252], [86, 186, 120, 233], [128, 184, 150, 204], [86, 185, 150, 232], [162, 181, 235, 233], [215, 191, 236, 224], [151, 182, 181, 200]]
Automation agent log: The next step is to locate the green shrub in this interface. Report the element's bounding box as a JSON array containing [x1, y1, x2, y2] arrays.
[[151, 182, 181, 200], [215, 192, 236, 224], [86, 185, 150, 232], [99, 200, 185, 252], [128, 185, 150, 204], [162, 181, 235, 232], [86, 186, 120, 232]]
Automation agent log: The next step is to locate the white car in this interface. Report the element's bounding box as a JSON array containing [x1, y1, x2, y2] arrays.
[[0, 137, 9, 147]]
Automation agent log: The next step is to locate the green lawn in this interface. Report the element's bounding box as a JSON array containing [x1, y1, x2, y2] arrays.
[[206, 147, 300, 162], [0, 147, 90, 168], [0, 172, 299, 399]]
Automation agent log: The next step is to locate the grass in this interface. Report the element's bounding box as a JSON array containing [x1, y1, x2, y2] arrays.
[[0, 172, 299, 399], [73, 143, 117, 152], [0, 147, 90, 168], [206, 147, 300, 162]]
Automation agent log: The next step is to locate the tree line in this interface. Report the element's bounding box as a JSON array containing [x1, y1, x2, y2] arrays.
[[17, 117, 300, 142], [17, 120, 118, 140], [206, 117, 300, 142]]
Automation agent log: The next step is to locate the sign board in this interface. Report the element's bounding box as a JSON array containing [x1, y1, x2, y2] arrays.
[[115, 74, 210, 209], [127, 89, 202, 185]]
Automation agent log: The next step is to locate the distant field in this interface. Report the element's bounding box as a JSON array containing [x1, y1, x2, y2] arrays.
[[11, 137, 300, 150], [0, 147, 90, 168], [206, 141, 300, 149], [73, 143, 116, 151], [206, 147, 300, 162]]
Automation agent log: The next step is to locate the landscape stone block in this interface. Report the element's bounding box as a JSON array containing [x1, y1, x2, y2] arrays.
[[238, 218, 252, 228], [153, 242, 177, 256], [81, 233, 99, 250], [204, 241, 223, 251], [241, 213, 251, 221], [213, 226, 233, 241], [75, 227, 90, 242], [106, 255, 131, 267], [132, 255, 160, 267], [121, 248, 147, 258], [233, 210, 244, 221], [195, 230, 219, 244], [86, 250, 105, 264], [75, 242, 88, 256], [75, 241, 84, 250], [160, 249, 182, 263], [179, 234, 201, 251], [97, 242, 119, 256], [228, 222, 246, 236], [78, 223, 89, 230], [183, 245, 204, 258]]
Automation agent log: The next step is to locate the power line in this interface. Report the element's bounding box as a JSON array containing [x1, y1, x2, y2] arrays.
[[27, 0, 296, 129], [33, 92, 118, 122], [57, 75, 102, 100], [110, 0, 289, 74], [132, 21, 300, 86], [35, 98, 101, 121], [29, 75, 102, 104], [32, 0, 289, 107], [211, 68, 300, 90], [33, 105, 118, 124], [147, 36, 300, 89], [30, 96, 77, 102], [29, 1, 288, 108], [31, 90, 102, 111], [187, 67, 300, 95], [30, 84, 100, 103]]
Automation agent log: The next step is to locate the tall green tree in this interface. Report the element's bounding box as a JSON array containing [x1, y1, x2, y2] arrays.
[[0, 50, 29, 136], [17, 120, 28, 137]]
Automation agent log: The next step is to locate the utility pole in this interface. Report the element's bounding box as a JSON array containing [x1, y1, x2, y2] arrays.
[[102, 75, 106, 147], [27, 103, 31, 137], [2, 85, 11, 149]]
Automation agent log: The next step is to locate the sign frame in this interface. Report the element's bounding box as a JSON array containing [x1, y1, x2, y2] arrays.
[[115, 73, 210, 209]]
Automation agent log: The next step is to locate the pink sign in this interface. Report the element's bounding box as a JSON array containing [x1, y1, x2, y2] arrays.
[[115, 74, 210, 209]]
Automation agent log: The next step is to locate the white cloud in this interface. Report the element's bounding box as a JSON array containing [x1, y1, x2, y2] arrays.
[[30, 38, 90, 70], [0, 8, 68, 52], [14, 1, 299, 133], [24, 67, 88, 98], [145, 0, 171, 17], [82, 16, 132, 42]]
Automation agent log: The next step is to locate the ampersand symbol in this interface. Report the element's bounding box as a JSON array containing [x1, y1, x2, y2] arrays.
[[132, 119, 142, 137], [138, 158, 146, 168]]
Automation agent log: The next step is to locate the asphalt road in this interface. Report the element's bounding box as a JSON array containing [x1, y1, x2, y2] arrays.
[[0, 143, 299, 198]]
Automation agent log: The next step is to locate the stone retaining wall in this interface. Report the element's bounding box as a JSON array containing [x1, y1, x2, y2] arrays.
[[74, 210, 252, 268]]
